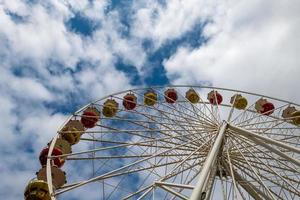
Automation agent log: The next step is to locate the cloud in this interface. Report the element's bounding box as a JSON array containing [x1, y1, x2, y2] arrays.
[[131, 0, 221, 47], [164, 0, 300, 102]]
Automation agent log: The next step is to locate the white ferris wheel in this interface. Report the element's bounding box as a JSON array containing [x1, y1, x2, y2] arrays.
[[24, 86, 300, 200]]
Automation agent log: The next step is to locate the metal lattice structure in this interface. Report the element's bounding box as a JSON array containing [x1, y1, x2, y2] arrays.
[[30, 86, 300, 200]]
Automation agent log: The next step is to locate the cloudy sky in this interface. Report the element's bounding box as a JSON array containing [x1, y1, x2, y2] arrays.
[[0, 0, 299, 199]]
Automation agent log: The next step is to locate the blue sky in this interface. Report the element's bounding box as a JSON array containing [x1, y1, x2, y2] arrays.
[[0, 0, 300, 199]]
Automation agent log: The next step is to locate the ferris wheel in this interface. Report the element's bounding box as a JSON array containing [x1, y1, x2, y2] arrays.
[[24, 86, 300, 200]]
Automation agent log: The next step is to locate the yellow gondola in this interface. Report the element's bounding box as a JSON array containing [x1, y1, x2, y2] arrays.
[[60, 120, 85, 145], [282, 106, 297, 119], [291, 110, 300, 125], [102, 99, 119, 117], [144, 91, 157, 106], [24, 180, 51, 200], [230, 94, 248, 110], [186, 89, 199, 103], [53, 138, 72, 154]]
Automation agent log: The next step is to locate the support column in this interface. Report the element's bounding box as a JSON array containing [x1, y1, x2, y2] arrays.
[[190, 121, 228, 200]]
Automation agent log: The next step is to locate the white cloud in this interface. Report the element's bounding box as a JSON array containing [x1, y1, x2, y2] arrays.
[[164, 0, 300, 102], [0, 68, 54, 101], [76, 67, 131, 100], [131, 0, 222, 47]]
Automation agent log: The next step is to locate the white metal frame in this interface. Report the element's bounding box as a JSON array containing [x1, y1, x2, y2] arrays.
[[45, 86, 300, 200]]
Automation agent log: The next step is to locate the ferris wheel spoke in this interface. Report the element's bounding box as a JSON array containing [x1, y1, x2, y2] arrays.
[[230, 99, 258, 124], [149, 103, 216, 144], [228, 138, 277, 199], [231, 134, 299, 171], [213, 92, 222, 123], [159, 185, 189, 200], [233, 103, 289, 127], [218, 165, 228, 200], [99, 114, 202, 127], [53, 131, 205, 159], [159, 160, 203, 199], [158, 110, 214, 145], [80, 137, 195, 151], [122, 184, 154, 200], [228, 168, 268, 200], [90, 131, 196, 180], [136, 187, 154, 200], [59, 155, 199, 195], [236, 134, 300, 167], [104, 149, 170, 200], [229, 124, 300, 155], [233, 154, 299, 176], [230, 137, 300, 196], [169, 162, 203, 200], [66, 153, 203, 161], [123, 109, 216, 147], [233, 130, 300, 145], [245, 121, 286, 137], [88, 128, 208, 153], [109, 103, 217, 146], [235, 182, 247, 200], [224, 147, 239, 200], [100, 158, 165, 200], [227, 94, 238, 122], [230, 160, 277, 200], [235, 118, 285, 129], [114, 104, 204, 128], [151, 152, 205, 200], [246, 127, 299, 130], [160, 158, 204, 184], [94, 123, 155, 139], [55, 136, 202, 195], [231, 134, 300, 179], [163, 137, 214, 178], [232, 160, 297, 199]]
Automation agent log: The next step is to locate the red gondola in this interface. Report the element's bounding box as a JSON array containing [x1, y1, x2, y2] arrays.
[[123, 93, 137, 110], [39, 147, 65, 168], [255, 98, 274, 116], [261, 102, 275, 115], [207, 91, 223, 105], [165, 89, 178, 103], [81, 107, 100, 128]]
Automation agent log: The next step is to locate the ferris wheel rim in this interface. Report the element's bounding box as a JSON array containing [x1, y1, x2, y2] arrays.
[[70, 85, 300, 116], [44, 85, 300, 200]]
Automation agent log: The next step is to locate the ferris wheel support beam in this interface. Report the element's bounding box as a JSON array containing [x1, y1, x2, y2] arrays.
[[190, 121, 228, 200]]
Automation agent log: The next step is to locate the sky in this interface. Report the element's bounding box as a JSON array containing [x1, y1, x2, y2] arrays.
[[0, 0, 300, 199]]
